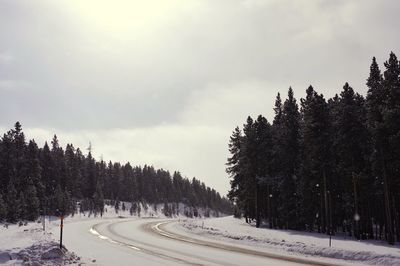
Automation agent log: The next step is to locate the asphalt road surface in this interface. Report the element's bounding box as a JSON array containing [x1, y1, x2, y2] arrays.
[[55, 218, 338, 266]]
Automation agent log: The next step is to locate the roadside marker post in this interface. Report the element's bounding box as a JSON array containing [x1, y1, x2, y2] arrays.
[[60, 216, 64, 249], [42, 215, 45, 232]]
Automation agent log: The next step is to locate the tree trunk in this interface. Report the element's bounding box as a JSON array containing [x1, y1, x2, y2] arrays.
[[328, 190, 333, 235], [392, 195, 399, 242], [267, 185, 272, 229], [323, 169, 329, 234], [255, 183, 260, 228], [380, 150, 394, 244], [352, 170, 359, 239]]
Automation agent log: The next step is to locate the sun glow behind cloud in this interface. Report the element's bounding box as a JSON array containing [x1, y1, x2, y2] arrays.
[[66, 0, 198, 39]]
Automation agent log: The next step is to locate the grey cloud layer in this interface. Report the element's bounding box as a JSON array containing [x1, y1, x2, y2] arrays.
[[1, 0, 399, 129], [0, 0, 399, 193]]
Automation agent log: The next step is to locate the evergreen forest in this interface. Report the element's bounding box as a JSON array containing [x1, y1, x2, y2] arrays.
[[0, 124, 232, 222], [227, 52, 400, 245]]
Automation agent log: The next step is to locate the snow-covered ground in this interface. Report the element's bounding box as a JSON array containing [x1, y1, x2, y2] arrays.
[[0, 203, 148, 265], [0, 204, 304, 265], [0, 202, 221, 265], [0, 219, 80, 265], [173, 216, 400, 266], [2, 205, 399, 265]]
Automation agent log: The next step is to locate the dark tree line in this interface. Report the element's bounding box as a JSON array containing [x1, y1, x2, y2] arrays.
[[0, 124, 232, 223], [227, 52, 400, 244]]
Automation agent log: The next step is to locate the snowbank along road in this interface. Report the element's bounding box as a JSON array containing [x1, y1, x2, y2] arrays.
[[57, 217, 341, 266]]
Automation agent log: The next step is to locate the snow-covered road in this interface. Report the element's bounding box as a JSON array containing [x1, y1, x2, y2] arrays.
[[53, 217, 335, 266]]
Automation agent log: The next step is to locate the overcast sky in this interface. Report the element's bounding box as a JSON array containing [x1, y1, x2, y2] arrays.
[[0, 0, 399, 195]]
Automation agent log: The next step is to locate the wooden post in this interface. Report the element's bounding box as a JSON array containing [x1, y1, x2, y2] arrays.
[[328, 191, 332, 247], [267, 185, 272, 229], [42, 215, 45, 232], [60, 216, 64, 249]]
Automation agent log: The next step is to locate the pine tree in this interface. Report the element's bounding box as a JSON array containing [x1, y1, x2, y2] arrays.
[[253, 115, 273, 228], [0, 131, 14, 197], [26, 140, 44, 213], [54, 185, 68, 216], [241, 116, 257, 222], [227, 127, 243, 205], [273, 92, 283, 126], [19, 191, 28, 221], [366, 56, 394, 244], [40, 142, 53, 203], [227, 122, 253, 223], [93, 182, 104, 216], [137, 203, 141, 217], [277, 87, 301, 229], [0, 193, 7, 221], [382, 52, 400, 243], [13, 122, 27, 193], [333, 83, 369, 238], [85, 152, 97, 198], [51, 135, 62, 187], [25, 179, 40, 220], [130, 202, 137, 216], [172, 171, 183, 203], [300, 86, 332, 233], [114, 198, 120, 213], [272, 92, 284, 184], [6, 180, 19, 223], [73, 148, 85, 199], [121, 162, 135, 202]]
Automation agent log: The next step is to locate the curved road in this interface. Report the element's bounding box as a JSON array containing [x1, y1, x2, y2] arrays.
[[57, 218, 338, 266]]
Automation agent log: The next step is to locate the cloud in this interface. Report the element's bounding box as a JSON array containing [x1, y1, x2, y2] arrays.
[[0, 52, 14, 63], [0, 79, 32, 91], [179, 80, 291, 127], [1, 1, 398, 130]]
